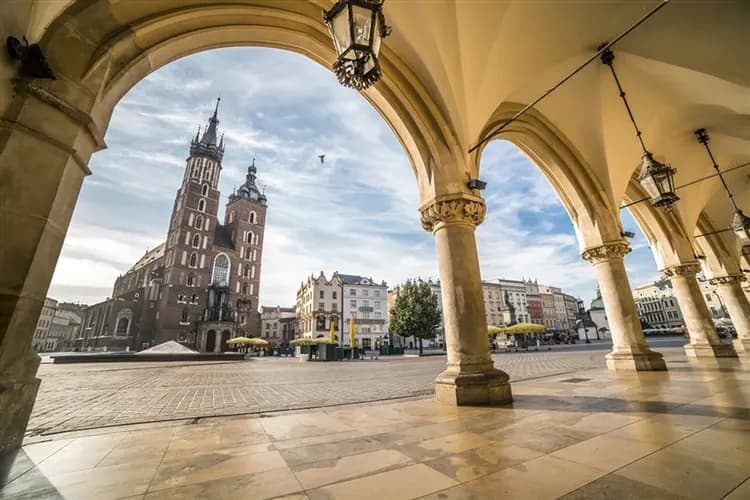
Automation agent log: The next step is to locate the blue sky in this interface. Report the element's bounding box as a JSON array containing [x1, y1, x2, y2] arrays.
[[48, 47, 659, 308]]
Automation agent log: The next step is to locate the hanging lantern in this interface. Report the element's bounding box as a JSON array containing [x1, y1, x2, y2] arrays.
[[323, 0, 391, 90], [732, 210, 750, 247], [637, 152, 679, 211]]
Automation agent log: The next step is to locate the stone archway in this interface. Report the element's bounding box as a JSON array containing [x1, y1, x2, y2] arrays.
[[220, 330, 231, 352], [0, 0, 502, 453], [473, 105, 665, 372], [205, 329, 217, 354]]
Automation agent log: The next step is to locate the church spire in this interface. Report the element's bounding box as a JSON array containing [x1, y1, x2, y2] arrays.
[[200, 97, 221, 146], [189, 98, 225, 162]]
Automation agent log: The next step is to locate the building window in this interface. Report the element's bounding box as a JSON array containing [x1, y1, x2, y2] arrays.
[[374, 290, 380, 297], [212, 254, 230, 287], [228, 211, 235, 223], [192, 234, 201, 248], [350, 300, 356, 308], [332, 291, 337, 300], [318, 302, 324, 311], [187, 274, 196, 286], [249, 211, 257, 224], [198, 199, 206, 212], [181, 309, 189, 322], [195, 215, 203, 230], [189, 252, 198, 268], [349, 289, 356, 296], [362, 289, 369, 297], [201, 184, 209, 196], [319, 290, 325, 299], [116, 317, 129, 335]]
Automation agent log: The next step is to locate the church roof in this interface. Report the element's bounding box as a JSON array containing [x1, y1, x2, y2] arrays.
[[130, 243, 165, 272], [212, 224, 235, 250], [230, 158, 267, 206], [590, 296, 605, 310]]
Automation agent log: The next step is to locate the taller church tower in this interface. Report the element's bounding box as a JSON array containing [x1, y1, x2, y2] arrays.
[[159, 99, 228, 346]]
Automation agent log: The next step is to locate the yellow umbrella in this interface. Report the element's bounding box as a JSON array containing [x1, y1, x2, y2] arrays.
[[291, 337, 332, 345], [227, 337, 269, 346], [227, 336, 251, 344], [487, 323, 545, 335], [329, 317, 337, 344], [349, 317, 356, 347]]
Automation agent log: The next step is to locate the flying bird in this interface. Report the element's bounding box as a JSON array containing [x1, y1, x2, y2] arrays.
[[318, 154, 326, 164]]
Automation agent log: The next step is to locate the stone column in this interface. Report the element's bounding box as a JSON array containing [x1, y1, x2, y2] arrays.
[[214, 331, 221, 353], [421, 194, 512, 405], [663, 263, 736, 358], [582, 241, 666, 371], [709, 275, 750, 355], [0, 82, 102, 453]]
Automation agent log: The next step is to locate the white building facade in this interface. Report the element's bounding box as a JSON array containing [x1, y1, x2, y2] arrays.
[[261, 306, 297, 343], [296, 272, 342, 339], [341, 274, 388, 349], [32, 298, 58, 352]]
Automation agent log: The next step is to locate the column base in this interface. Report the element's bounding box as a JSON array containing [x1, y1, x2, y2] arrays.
[[435, 368, 512, 406], [684, 343, 738, 359], [0, 377, 40, 453], [606, 349, 667, 371], [733, 338, 750, 356]]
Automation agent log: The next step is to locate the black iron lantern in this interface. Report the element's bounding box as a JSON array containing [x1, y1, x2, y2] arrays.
[[323, 0, 391, 90], [732, 210, 750, 247], [600, 47, 678, 211], [695, 128, 749, 247], [637, 152, 679, 210]]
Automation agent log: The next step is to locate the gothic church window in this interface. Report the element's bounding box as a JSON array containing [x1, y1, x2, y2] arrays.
[[249, 211, 257, 224], [192, 234, 201, 248], [198, 199, 206, 212], [212, 254, 230, 287], [181, 309, 189, 322], [195, 215, 203, 230], [189, 252, 198, 268], [201, 184, 209, 196]]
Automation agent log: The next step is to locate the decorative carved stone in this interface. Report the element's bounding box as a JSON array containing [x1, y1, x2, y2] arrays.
[[581, 241, 631, 263], [709, 274, 747, 286], [420, 195, 486, 232], [662, 262, 701, 278]]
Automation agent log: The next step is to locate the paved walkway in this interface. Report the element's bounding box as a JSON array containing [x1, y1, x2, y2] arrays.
[[27, 344, 687, 437], [6, 356, 749, 500]]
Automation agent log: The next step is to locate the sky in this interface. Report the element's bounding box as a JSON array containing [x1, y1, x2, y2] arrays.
[[48, 47, 659, 308]]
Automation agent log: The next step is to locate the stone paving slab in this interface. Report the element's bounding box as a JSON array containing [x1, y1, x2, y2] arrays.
[[26, 347, 685, 437]]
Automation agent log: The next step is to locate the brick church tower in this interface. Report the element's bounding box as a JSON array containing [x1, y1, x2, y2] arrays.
[[159, 98, 267, 351], [78, 99, 268, 352]]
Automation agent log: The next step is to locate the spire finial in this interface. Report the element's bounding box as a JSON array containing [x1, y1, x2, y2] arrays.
[[251, 157, 255, 167], [213, 97, 221, 119]]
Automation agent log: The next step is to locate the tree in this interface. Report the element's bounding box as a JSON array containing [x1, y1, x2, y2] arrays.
[[389, 280, 442, 355]]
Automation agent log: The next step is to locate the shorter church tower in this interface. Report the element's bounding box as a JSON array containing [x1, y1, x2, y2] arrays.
[[224, 159, 268, 337]]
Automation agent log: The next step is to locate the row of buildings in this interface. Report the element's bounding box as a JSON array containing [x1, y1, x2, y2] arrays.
[[31, 299, 86, 353], [630, 274, 733, 331]]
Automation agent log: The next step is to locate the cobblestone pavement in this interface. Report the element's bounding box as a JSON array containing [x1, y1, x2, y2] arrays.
[[27, 346, 686, 437]]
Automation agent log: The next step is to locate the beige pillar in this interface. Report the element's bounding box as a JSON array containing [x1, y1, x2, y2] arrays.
[[214, 331, 222, 353], [709, 275, 750, 355], [0, 83, 101, 453], [421, 194, 512, 405], [663, 263, 736, 358], [582, 241, 666, 371]]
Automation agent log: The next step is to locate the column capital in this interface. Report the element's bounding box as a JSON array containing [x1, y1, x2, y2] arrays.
[[420, 193, 486, 232], [709, 274, 747, 286], [662, 262, 701, 278], [581, 241, 631, 263]]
